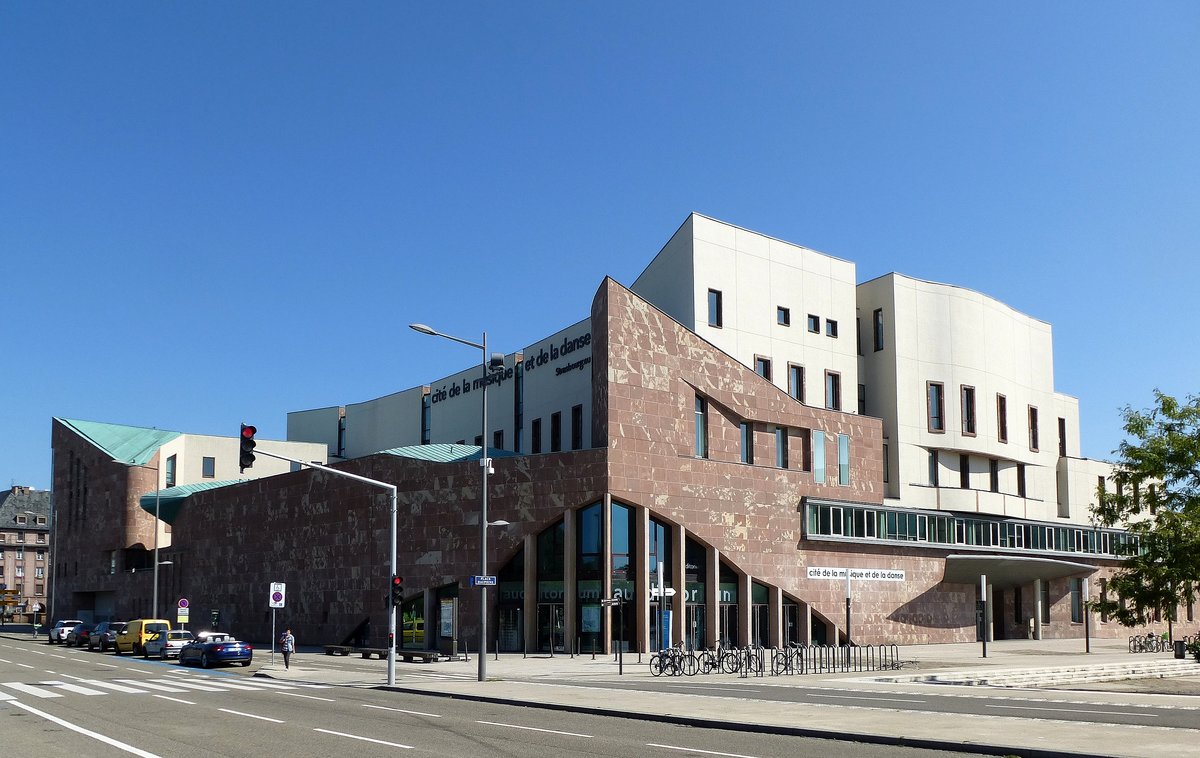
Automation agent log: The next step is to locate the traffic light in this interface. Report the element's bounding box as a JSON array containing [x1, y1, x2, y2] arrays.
[[210, 609, 220, 629], [390, 575, 403, 607], [239, 423, 257, 473]]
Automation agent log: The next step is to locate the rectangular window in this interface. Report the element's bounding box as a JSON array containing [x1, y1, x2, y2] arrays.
[[474, 435, 483, 447], [571, 404, 583, 451], [837, 434, 850, 486], [550, 412, 562, 452], [857, 384, 866, 416], [856, 317, 862, 355], [807, 314, 820, 333], [825, 371, 841, 411], [927, 382, 945, 432], [202, 456, 216, 479], [961, 386, 976, 435], [694, 396, 708, 459], [1070, 578, 1083, 623], [165, 454, 177, 488], [1017, 463, 1027, 498], [812, 431, 826, 484], [1028, 406, 1039, 451], [989, 458, 999, 492], [754, 356, 772, 381], [775, 427, 788, 468], [788, 364, 805, 403], [959, 454, 970, 489], [997, 394, 1008, 443], [825, 319, 838, 338], [929, 450, 939, 486], [883, 443, 890, 484], [873, 308, 884, 351], [493, 430, 504, 450], [707, 289, 723, 328], [421, 393, 432, 445], [531, 418, 542, 454], [1058, 417, 1067, 457], [740, 422, 754, 464], [777, 307, 790, 326], [801, 428, 812, 472]]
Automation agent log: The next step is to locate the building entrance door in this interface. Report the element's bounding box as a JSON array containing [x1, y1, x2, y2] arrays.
[[783, 603, 801, 646], [536, 603, 565, 652], [686, 604, 706, 650], [992, 588, 1006, 640], [498, 607, 523, 652], [718, 603, 739, 647]]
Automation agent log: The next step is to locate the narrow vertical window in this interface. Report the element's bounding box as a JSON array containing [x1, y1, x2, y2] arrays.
[[927, 382, 945, 432], [825, 319, 838, 338], [960, 386, 976, 435], [857, 384, 866, 416], [883, 443, 890, 483], [788, 364, 804, 403], [959, 454, 970, 489], [531, 418, 542, 454], [740, 422, 754, 464], [571, 404, 583, 450], [493, 430, 504, 450], [825, 371, 841, 411], [513, 364, 524, 453], [1040, 581, 1051, 624], [775, 427, 788, 468], [928, 450, 939, 486], [754, 356, 771, 381], [165, 455, 176, 488], [812, 431, 826, 484], [855, 317, 862, 355], [1058, 417, 1067, 457], [996, 394, 1008, 443], [873, 308, 884, 351], [776, 307, 790, 326], [801, 428, 812, 471], [1028, 406, 1039, 451], [1070, 578, 1083, 623], [707, 289, 723, 328], [550, 411, 562, 452], [694, 396, 708, 459], [837, 434, 850, 486], [1017, 463, 1027, 498], [421, 393, 432, 445], [989, 458, 999, 492], [807, 314, 819, 333]]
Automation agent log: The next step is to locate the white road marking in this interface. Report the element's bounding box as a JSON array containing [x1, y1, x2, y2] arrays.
[[662, 685, 761, 692], [2, 682, 62, 698], [217, 708, 285, 723], [67, 678, 147, 694], [647, 743, 759, 758], [117, 679, 190, 693], [986, 704, 1160, 717], [40, 681, 108, 696], [153, 694, 197, 705], [313, 728, 413, 749], [810, 693, 926, 703], [159, 679, 227, 692], [16, 663, 34, 669], [278, 690, 336, 705], [476, 721, 592, 738], [363, 704, 441, 717], [11, 700, 163, 757]]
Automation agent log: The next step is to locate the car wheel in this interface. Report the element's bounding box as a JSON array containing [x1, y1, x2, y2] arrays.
[[161, 650, 168, 660], [200, 653, 210, 669], [240, 660, 250, 667]]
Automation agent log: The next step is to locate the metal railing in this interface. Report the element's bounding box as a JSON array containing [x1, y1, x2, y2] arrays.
[[647, 643, 902, 677]]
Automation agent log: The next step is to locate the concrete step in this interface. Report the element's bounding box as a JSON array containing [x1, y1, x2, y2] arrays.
[[877, 658, 1200, 687]]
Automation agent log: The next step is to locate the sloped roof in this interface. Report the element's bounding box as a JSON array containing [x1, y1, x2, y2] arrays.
[[56, 418, 181, 465], [377, 443, 519, 463], [138, 480, 243, 526]]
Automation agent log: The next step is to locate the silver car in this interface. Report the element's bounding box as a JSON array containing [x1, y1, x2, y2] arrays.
[[144, 629, 195, 659], [49, 619, 83, 644], [88, 621, 128, 652]]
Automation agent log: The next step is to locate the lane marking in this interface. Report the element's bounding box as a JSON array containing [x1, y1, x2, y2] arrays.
[[363, 704, 441, 717], [10, 700, 163, 757], [159, 680, 227, 692], [40, 681, 108, 696], [647, 744, 758, 758], [2, 682, 62, 698], [153, 694, 197, 705], [280, 692, 336, 702], [986, 704, 1160, 717], [662, 685, 761, 692], [217, 708, 285, 723], [476, 721, 592, 738], [810, 693, 926, 703], [313, 728, 413, 749], [116, 679, 189, 693], [17, 663, 35, 669]]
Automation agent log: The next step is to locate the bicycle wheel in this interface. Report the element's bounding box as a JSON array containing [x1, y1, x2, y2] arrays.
[[650, 654, 664, 676], [721, 651, 741, 674], [683, 654, 699, 676], [772, 650, 787, 675]]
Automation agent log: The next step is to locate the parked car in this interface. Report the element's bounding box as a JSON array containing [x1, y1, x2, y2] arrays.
[[65, 623, 95, 647], [144, 629, 195, 659], [178, 632, 253, 668], [49, 619, 83, 644], [114, 618, 171, 656], [88, 621, 128, 652]]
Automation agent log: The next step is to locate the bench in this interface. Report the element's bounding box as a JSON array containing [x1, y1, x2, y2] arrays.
[[323, 645, 389, 659], [399, 651, 441, 663], [323, 645, 352, 656]]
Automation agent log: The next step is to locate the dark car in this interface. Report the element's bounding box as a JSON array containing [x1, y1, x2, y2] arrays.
[[178, 632, 253, 668], [88, 621, 128, 652], [65, 623, 95, 647]]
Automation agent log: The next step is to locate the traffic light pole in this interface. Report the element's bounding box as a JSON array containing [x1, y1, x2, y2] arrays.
[[253, 448, 399, 686]]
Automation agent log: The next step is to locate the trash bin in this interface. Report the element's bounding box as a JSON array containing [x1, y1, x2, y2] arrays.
[[1174, 640, 1186, 659]]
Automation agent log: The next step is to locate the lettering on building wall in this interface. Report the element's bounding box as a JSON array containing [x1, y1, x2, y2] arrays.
[[806, 566, 906, 582], [429, 331, 592, 405]]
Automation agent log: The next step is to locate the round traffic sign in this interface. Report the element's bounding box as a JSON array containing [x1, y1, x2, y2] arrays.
[[271, 591, 284, 603], [178, 598, 189, 609]]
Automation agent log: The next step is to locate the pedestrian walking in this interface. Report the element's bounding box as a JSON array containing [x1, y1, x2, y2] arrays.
[[280, 628, 295, 670]]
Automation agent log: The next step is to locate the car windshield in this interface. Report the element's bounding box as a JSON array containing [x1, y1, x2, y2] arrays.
[[146, 623, 168, 633], [169, 631, 194, 640]]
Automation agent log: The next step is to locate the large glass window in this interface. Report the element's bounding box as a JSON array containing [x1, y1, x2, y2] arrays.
[[576, 503, 603, 653], [611, 503, 636, 649], [812, 430, 826, 484], [537, 521, 566, 653], [837, 434, 850, 485], [718, 560, 739, 646], [648, 518, 672, 651], [927, 382, 945, 432], [707, 289, 723, 328], [684, 537, 707, 650], [775, 427, 788, 469], [694, 396, 708, 459]]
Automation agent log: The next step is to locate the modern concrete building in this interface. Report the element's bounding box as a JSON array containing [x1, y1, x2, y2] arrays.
[[50, 214, 1158, 654]]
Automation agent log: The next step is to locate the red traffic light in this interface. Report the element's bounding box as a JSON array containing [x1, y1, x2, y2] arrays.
[[391, 575, 403, 587], [241, 425, 257, 439]]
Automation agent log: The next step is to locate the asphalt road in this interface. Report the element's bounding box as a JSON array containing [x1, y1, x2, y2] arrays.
[[1, 637, 974, 758]]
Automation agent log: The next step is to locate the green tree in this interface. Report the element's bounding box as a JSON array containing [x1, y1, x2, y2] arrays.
[[1090, 391, 1200, 626]]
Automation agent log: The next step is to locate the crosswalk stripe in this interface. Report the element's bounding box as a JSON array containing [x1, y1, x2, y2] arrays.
[[40, 681, 109, 696], [72, 679, 148, 694], [117, 679, 190, 693], [2, 682, 63, 698], [0, 690, 13, 700], [220, 679, 299, 690], [162, 680, 228, 692]]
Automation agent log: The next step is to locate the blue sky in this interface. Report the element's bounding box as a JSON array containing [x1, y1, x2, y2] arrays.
[[3, 3, 1197, 489]]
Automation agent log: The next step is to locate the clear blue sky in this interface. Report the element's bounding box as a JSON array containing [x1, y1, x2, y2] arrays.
[[3, 3, 1197, 490]]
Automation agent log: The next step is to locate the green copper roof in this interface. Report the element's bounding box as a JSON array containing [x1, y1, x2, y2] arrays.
[[56, 418, 181, 466], [138, 480, 243, 525], [378, 443, 519, 463]]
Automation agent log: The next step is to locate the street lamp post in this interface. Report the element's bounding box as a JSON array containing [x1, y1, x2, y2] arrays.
[[410, 323, 505, 683]]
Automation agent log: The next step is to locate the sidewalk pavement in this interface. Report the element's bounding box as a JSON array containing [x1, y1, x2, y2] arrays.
[[254, 639, 1200, 758]]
